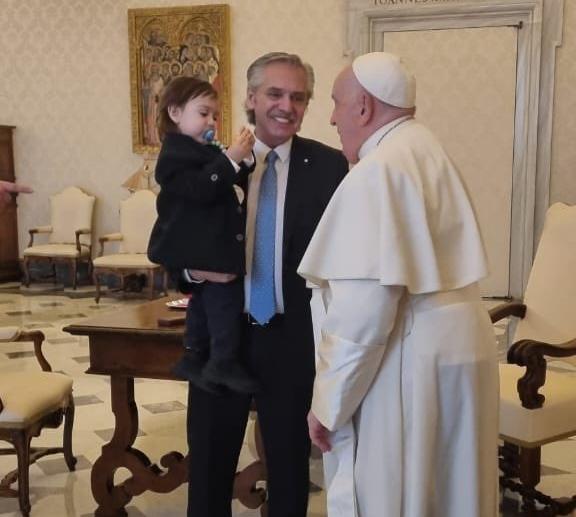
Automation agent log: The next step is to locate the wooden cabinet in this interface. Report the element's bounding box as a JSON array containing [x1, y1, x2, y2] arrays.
[[0, 125, 21, 281]]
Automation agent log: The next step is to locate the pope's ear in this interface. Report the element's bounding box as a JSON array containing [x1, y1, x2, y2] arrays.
[[358, 93, 373, 125]]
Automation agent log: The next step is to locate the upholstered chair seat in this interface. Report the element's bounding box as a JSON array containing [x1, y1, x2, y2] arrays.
[[93, 189, 166, 302], [0, 329, 75, 516], [23, 244, 91, 258], [93, 253, 158, 269], [0, 373, 73, 429], [500, 363, 576, 445], [22, 186, 95, 289]]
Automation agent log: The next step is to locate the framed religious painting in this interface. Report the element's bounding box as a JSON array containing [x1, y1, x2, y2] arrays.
[[128, 5, 231, 154]]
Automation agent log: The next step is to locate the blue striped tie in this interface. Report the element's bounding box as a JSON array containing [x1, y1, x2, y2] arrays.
[[249, 150, 278, 324]]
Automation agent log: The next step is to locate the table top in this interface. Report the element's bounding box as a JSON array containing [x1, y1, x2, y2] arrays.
[[64, 297, 186, 337]]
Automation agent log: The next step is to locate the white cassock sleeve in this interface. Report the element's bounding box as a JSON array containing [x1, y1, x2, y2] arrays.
[[311, 279, 404, 431]]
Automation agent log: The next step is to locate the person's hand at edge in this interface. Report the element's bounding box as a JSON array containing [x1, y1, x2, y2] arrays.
[[308, 411, 332, 453]]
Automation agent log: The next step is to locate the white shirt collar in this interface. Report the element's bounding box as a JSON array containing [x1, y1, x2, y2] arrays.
[[358, 115, 413, 161], [254, 137, 293, 164]]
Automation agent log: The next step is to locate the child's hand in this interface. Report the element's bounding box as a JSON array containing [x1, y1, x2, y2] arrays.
[[225, 127, 255, 163]]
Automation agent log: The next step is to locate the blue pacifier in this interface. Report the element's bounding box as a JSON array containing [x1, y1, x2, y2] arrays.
[[203, 128, 216, 143]]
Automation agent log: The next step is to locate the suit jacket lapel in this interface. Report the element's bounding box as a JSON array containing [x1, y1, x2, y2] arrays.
[[283, 135, 311, 256]]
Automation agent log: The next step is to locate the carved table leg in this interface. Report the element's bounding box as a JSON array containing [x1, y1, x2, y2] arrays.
[[92, 375, 188, 516], [92, 376, 137, 516]]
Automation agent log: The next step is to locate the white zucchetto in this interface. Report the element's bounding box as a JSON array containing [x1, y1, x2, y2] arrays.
[[352, 52, 416, 108]]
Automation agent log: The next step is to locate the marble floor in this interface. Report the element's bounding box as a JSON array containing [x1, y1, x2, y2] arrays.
[[0, 285, 575, 516], [0, 285, 326, 517]]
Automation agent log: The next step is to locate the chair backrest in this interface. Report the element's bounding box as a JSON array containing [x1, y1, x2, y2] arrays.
[[48, 186, 95, 245], [119, 189, 157, 254], [514, 203, 576, 365]]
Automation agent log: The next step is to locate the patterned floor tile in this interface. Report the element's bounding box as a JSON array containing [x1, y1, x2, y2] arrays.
[[24, 322, 55, 329], [120, 507, 148, 517], [72, 355, 91, 364], [74, 395, 104, 406], [36, 455, 92, 475], [142, 401, 187, 414], [94, 428, 147, 442], [47, 337, 79, 344], [5, 350, 36, 359]]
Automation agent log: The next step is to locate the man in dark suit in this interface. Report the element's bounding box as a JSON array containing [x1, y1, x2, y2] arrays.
[[186, 52, 348, 517]]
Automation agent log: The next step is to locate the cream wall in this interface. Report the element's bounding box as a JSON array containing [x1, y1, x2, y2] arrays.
[[0, 0, 347, 253], [1, 0, 575, 256]]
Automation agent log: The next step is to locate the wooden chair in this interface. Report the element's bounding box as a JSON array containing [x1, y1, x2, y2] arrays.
[[22, 186, 95, 289], [0, 328, 76, 516], [93, 189, 166, 303], [491, 202, 576, 515]]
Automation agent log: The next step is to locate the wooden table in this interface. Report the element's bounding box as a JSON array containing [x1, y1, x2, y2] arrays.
[[64, 298, 266, 516]]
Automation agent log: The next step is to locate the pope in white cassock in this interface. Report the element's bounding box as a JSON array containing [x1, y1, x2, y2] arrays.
[[297, 52, 499, 517]]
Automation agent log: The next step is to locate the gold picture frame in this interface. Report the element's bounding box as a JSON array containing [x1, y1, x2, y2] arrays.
[[128, 5, 231, 154]]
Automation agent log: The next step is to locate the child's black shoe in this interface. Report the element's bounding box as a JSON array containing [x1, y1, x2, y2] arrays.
[[172, 349, 225, 395], [202, 359, 260, 394]]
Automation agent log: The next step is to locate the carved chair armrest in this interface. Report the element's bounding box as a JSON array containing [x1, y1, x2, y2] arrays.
[[28, 225, 53, 247], [507, 338, 576, 410], [19, 330, 51, 372], [489, 301, 526, 323], [75, 228, 92, 254], [0, 330, 50, 413], [0, 330, 51, 372], [98, 233, 123, 256]]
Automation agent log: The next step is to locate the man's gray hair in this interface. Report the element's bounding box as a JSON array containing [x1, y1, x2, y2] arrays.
[[244, 52, 315, 125]]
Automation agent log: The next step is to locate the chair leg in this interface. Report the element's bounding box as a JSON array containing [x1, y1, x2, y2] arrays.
[[148, 270, 154, 300], [94, 271, 101, 304], [519, 446, 541, 513], [499, 441, 519, 479], [22, 257, 31, 287], [162, 269, 168, 296], [71, 260, 78, 290], [13, 431, 32, 517], [63, 398, 77, 471]]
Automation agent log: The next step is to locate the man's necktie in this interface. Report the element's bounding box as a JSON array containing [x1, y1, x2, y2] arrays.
[[249, 150, 278, 324]]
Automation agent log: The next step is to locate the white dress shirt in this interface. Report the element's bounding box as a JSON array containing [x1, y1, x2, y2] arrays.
[[244, 137, 292, 314]]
